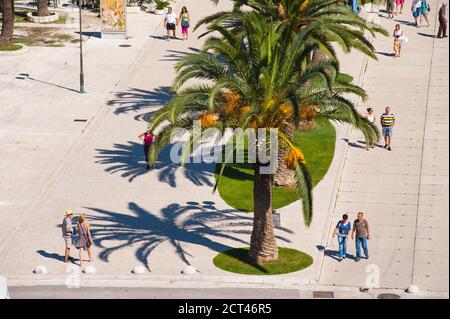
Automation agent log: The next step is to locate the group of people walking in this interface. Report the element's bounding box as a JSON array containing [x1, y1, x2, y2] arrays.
[[386, 0, 407, 19], [164, 6, 191, 41], [389, 2, 448, 59], [62, 210, 94, 267], [333, 212, 370, 262], [411, 0, 432, 27]]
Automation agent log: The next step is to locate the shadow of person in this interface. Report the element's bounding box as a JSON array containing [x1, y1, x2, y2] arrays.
[[324, 249, 343, 261], [356, 140, 384, 149], [376, 51, 396, 57], [342, 138, 366, 149], [36, 250, 65, 262], [84, 201, 292, 270], [316, 245, 355, 261], [393, 19, 417, 27], [417, 32, 436, 38]]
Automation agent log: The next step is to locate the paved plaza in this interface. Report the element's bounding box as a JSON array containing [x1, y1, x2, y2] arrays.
[[0, 0, 448, 298]]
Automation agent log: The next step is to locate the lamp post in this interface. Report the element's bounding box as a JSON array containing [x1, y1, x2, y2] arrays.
[[78, 0, 86, 93]]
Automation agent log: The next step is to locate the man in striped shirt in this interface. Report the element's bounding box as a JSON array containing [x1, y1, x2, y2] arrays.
[[380, 107, 395, 151]]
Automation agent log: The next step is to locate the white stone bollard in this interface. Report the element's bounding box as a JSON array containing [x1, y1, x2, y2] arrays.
[[406, 285, 421, 295], [181, 265, 198, 275], [33, 265, 48, 274], [132, 265, 146, 274], [82, 265, 96, 274], [0, 276, 10, 299]]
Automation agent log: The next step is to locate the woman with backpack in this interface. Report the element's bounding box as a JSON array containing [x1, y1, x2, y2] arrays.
[[177, 6, 190, 41], [138, 130, 155, 169], [333, 214, 352, 262]]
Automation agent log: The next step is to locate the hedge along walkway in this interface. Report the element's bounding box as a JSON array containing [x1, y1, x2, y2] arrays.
[[216, 118, 336, 212]]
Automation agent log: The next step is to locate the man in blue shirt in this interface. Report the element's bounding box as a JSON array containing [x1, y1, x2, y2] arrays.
[[333, 214, 352, 262]]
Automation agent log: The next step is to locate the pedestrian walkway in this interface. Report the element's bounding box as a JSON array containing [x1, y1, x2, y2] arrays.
[[319, 0, 449, 293]]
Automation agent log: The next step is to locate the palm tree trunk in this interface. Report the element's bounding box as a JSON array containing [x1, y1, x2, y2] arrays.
[[0, 0, 14, 47], [37, 0, 51, 17], [273, 122, 296, 187], [312, 48, 328, 64], [249, 161, 279, 264]]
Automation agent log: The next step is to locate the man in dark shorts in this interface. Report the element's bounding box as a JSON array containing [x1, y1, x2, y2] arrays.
[[164, 6, 178, 40]]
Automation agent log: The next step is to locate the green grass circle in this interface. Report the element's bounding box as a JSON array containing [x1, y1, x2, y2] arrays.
[[0, 44, 23, 52], [213, 247, 313, 275], [216, 118, 336, 211]]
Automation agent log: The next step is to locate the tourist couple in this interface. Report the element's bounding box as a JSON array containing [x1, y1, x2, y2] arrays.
[[164, 6, 191, 41], [332, 212, 370, 262], [62, 210, 94, 267], [364, 107, 395, 151]]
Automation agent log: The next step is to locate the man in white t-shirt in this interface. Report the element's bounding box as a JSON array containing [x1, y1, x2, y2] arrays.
[[164, 7, 178, 40]]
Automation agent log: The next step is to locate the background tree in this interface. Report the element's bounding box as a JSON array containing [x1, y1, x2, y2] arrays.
[[37, 0, 51, 17], [0, 0, 14, 47]]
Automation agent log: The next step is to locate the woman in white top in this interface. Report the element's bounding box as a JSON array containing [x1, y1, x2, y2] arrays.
[[393, 24, 404, 58], [364, 108, 376, 150]]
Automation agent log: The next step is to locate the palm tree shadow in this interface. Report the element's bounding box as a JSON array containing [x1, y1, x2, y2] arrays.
[[95, 141, 148, 183], [85, 201, 292, 271], [107, 87, 173, 122], [95, 142, 215, 186], [160, 48, 207, 62]]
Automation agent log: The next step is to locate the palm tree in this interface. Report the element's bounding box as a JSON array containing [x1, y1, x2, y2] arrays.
[[147, 12, 377, 263], [197, 0, 387, 186], [0, 0, 14, 47]]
